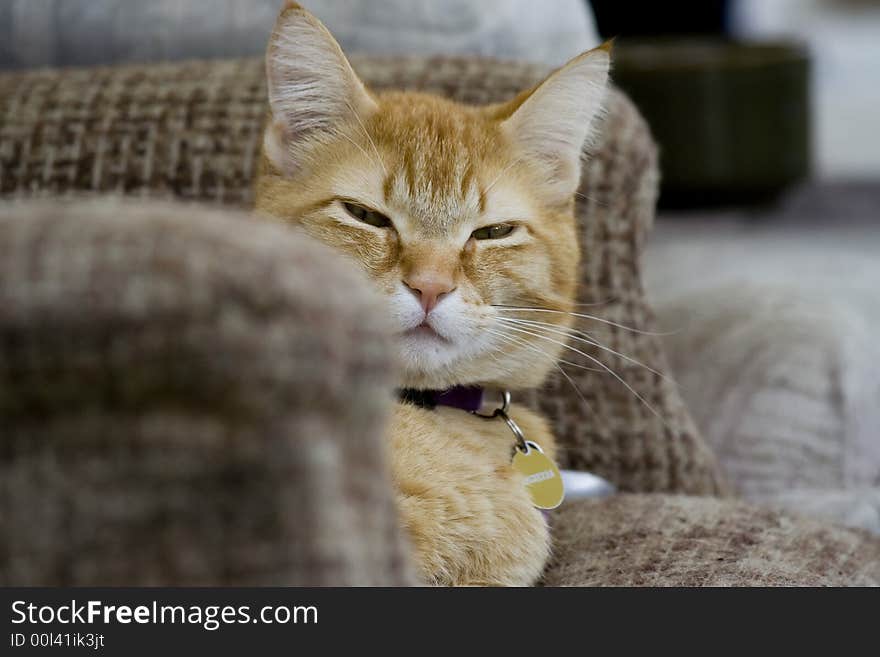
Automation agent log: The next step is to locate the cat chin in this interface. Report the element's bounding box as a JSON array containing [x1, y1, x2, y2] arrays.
[[385, 293, 563, 391], [395, 332, 459, 388], [395, 342, 555, 391]]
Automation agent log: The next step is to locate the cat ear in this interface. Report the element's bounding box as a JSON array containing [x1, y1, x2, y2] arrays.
[[500, 44, 611, 203], [264, 2, 377, 176]]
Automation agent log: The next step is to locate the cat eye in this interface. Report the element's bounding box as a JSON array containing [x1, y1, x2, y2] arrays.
[[471, 223, 516, 241], [342, 201, 392, 228]]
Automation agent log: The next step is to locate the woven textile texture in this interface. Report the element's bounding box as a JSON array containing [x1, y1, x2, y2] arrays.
[[543, 495, 880, 586], [0, 55, 725, 495], [0, 199, 416, 586]]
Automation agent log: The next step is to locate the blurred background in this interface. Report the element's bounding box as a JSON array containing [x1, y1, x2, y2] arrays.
[[2, 1, 878, 202], [2, 1, 878, 529]]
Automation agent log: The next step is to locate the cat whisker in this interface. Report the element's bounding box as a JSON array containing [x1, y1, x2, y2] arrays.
[[573, 297, 617, 308], [496, 323, 669, 427], [475, 157, 524, 213], [483, 332, 522, 377], [484, 327, 561, 365], [485, 327, 598, 415], [484, 327, 603, 373], [528, 291, 617, 314], [344, 100, 389, 177], [496, 316, 675, 385], [573, 191, 609, 207], [555, 361, 595, 416], [338, 131, 382, 173], [491, 304, 678, 336]]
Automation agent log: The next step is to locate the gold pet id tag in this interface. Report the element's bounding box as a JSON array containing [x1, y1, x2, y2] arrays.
[[475, 391, 566, 510], [512, 440, 565, 510]]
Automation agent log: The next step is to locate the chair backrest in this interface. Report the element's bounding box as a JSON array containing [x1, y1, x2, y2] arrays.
[[0, 54, 726, 497]]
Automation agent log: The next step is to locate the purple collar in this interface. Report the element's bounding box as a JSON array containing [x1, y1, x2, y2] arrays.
[[398, 386, 484, 412]]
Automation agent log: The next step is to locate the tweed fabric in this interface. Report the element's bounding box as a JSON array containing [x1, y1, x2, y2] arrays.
[[0, 198, 416, 586], [0, 55, 724, 495], [543, 495, 880, 586]]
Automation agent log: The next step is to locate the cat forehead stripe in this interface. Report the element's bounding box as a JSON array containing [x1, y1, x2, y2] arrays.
[[381, 152, 484, 235]]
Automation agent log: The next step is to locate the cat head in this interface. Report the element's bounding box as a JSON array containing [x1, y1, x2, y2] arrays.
[[255, 2, 610, 390]]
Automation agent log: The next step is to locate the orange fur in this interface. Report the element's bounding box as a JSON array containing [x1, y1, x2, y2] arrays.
[[254, 3, 609, 585]]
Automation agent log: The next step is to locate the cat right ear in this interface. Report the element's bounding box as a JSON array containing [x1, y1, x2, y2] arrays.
[[264, 2, 377, 176], [498, 44, 611, 204]]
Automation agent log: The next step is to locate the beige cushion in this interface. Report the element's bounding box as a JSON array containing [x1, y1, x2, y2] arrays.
[[544, 495, 880, 586]]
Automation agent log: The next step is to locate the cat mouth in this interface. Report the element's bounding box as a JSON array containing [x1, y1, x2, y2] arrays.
[[404, 321, 450, 342]]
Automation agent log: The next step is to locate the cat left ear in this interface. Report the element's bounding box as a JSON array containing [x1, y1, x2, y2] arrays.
[[264, 2, 378, 176], [499, 44, 611, 203]]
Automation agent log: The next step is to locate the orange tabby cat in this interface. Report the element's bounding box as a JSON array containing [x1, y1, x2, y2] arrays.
[[254, 2, 609, 585]]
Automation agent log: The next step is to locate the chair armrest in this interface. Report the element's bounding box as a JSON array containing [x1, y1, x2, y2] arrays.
[[0, 198, 415, 585]]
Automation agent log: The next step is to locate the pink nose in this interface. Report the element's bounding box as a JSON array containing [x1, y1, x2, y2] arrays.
[[403, 275, 455, 314]]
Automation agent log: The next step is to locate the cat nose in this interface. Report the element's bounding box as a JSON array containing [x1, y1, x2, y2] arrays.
[[403, 275, 456, 314]]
